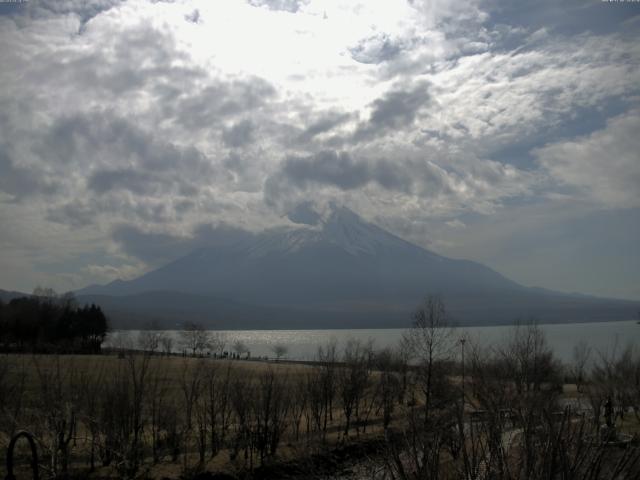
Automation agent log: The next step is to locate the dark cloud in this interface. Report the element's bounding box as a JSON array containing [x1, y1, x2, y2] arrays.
[[287, 201, 321, 225], [185, 9, 200, 24], [247, 0, 307, 13], [49, 197, 173, 226], [30, 111, 225, 226], [113, 222, 255, 264], [369, 83, 430, 129], [266, 150, 421, 196], [219, 152, 265, 193], [94, 26, 195, 94], [38, 116, 87, 165], [264, 149, 460, 210], [42, 111, 213, 178], [280, 151, 370, 190], [37, 114, 131, 166], [222, 152, 250, 174], [297, 111, 351, 143], [46, 202, 94, 228], [222, 120, 255, 147], [20, 23, 205, 102], [353, 82, 431, 141], [88, 168, 157, 195], [487, 0, 640, 37], [174, 199, 196, 215], [0, 2, 28, 17], [0, 149, 57, 200], [37, 0, 123, 19], [162, 77, 277, 132], [112, 225, 194, 264], [349, 33, 402, 64], [8, 13, 276, 136], [490, 98, 630, 169], [0, 0, 124, 25]]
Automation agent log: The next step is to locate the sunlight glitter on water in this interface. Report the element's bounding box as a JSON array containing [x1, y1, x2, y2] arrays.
[[106, 320, 640, 363]]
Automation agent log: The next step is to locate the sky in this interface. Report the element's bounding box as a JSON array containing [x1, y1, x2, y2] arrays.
[[0, 0, 639, 300]]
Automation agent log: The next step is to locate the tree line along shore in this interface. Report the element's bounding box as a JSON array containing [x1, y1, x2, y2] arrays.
[[0, 288, 108, 354]]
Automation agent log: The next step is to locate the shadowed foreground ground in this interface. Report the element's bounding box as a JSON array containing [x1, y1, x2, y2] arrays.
[[2, 340, 640, 479]]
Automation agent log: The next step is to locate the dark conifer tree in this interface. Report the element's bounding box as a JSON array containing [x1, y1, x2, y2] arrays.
[[0, 293, 109, 353]]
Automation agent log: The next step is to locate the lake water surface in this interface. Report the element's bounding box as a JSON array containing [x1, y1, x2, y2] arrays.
[[109, 320, 640, 364]]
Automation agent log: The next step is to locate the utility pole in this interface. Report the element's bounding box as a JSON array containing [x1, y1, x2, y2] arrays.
[[460, 336, 467, 410], [458, 335, 468, 469]]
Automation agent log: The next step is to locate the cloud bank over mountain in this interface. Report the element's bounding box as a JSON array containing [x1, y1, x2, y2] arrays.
[[0, 0, 638, 300]]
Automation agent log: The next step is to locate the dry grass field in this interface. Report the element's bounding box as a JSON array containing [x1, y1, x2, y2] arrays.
[[2, 321, 640, 480], [0, 351, 397, 479]]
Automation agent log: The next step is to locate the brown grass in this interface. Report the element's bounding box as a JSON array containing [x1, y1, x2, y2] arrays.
[[0, 352, 387, 479]]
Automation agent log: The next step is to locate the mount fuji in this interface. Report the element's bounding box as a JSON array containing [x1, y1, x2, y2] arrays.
[[77, 206, 639, 329]]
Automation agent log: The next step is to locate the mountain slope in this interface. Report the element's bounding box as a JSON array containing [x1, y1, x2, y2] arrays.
[[77, 206, 640, 328], [0, 288, 30, 303]]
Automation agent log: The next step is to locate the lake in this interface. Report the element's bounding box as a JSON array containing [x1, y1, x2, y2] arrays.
[[107, 320, 640, 364]]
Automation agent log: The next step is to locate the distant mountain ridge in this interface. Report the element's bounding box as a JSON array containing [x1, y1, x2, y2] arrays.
[[0, 289, 31, 303], [74, 206, 640, 329]]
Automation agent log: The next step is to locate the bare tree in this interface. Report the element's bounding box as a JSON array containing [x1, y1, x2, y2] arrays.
[[589, 343, 639, 427], [289, 375, 308, 441], [570, 340, 592, 393], [178, 358, 205, 473], [32, 356, 78, 478], [233, 339, 249, 358], [110, 330, 133, 356], [204, 361, 233, 458], [304, 367, 328, 442], [338, 339, 372, 438], [0, 356, 26, 441], [158, 400, 181, 463], [230, 373, 255, 468], [179, 358, 205, 431], [78, 363, 105, 471], [180, 322, 211, 356], [146, 359, 171, 464], [124, 354, 151, 477], [373, 348, 402, 432], [137, 326, 162, 354], [379, 296, 458, 479], [271, 343, 288, 361], [500, 321, 560, 395], [403, 295, 455, 421], [317, 339, 338, 425], [253, 368, 291, 463], [95, 353, 151, 477], [159, 332, 174, 356], [498, 322, 563, 478], [209, 331, 227, 356], [32, 286, 59, 302], [194, 375, 209, 467]]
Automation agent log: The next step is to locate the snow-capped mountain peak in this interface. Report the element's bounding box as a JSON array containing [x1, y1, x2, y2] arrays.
[[319, 206, 407, 256], [251, 204, 423, 258]]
